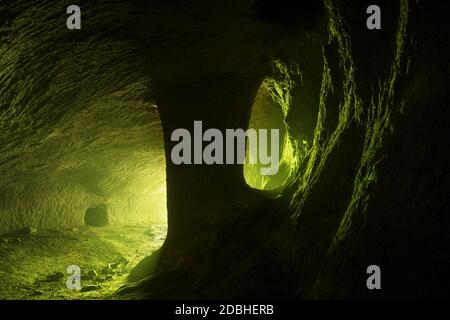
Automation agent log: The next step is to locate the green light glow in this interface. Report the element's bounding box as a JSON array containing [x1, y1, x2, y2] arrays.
[[105, 161, 167, 225], [244, 60, 303, 190]]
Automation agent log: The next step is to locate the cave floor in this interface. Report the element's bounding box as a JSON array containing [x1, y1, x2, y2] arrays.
[[0, 224, 166, 300]]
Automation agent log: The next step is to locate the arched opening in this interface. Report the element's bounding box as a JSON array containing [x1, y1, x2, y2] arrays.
[[84, 204, 108, 227], [244, 61, 302, 190]]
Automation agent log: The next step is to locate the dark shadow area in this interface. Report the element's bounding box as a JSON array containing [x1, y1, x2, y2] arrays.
[[85, 204, 109, 227]]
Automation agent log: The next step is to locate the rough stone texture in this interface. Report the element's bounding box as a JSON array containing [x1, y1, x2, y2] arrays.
[[0, 1, 167, 234], [1, 0, 449, 299]]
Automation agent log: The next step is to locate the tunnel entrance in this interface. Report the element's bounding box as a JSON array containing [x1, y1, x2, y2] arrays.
[[84, 204, 109, 227], [244, 60, 309, 191], [244, 72, 299, 190], [244, 84, 286, 190]]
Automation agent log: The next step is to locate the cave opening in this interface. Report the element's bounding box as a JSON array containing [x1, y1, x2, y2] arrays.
[[244, 83, 287, 190], [84, 204, 109, 227], [244, 61, 307, 191]]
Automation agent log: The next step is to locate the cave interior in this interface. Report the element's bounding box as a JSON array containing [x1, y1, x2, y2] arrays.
[[0, 0, 449, 299]]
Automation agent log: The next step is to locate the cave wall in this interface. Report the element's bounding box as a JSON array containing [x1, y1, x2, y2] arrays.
[[283, 0, 450, 298]]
